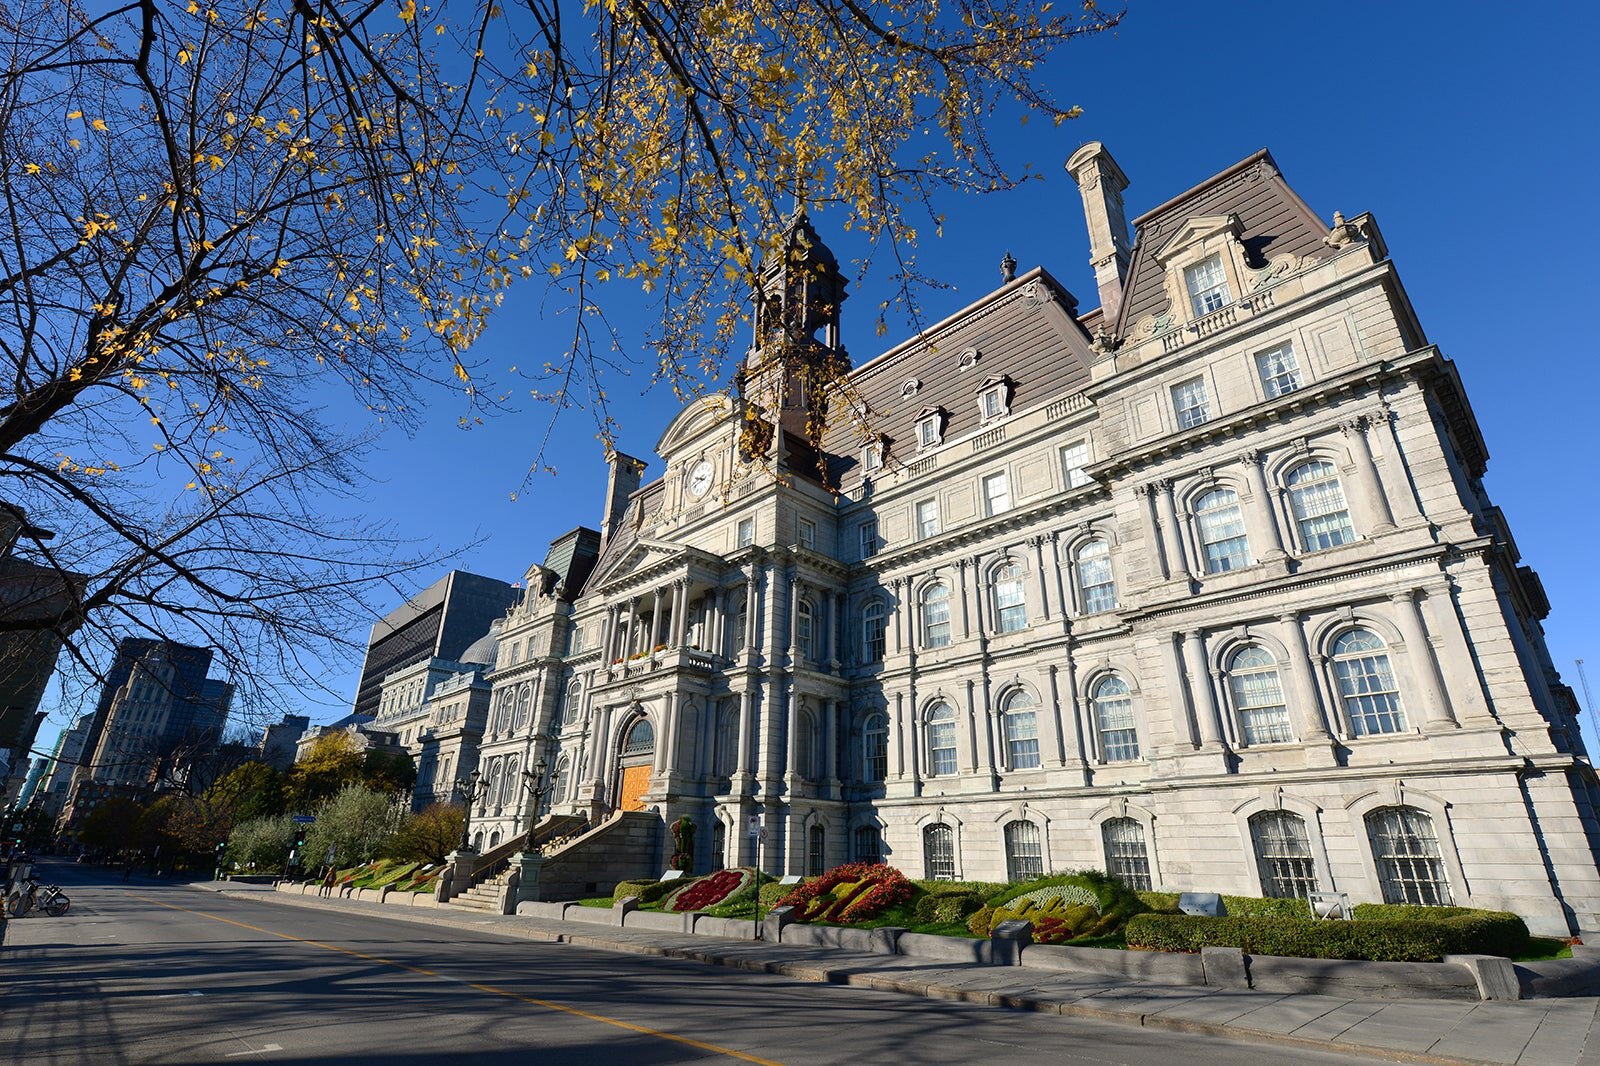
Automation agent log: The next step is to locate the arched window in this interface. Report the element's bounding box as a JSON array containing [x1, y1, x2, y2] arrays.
[[561, 681, 582, 727], [1077, 539, 1116, 614], [501, 755, 520, 807], [1195, 487, 1250, 573], [921, 582, 952, 648], [713, 704, 738, 779], [514, 686, 532, 731], [1102, 818, 1151, 890], [1366, 806, 1452, 905], [547, 756, 569, 813], [1001, 690, 1040, 770], [1286, 460, 1355, 551], [1092, 676, 1140, 762], [621, 717, 655, 755], [712, 821, 727, 871], [807, 824, 827, 876], [862, 600, 887, 664], [1249, 811, 1319, 899], [1331, 628, 1406, 736], [492, 691, 513, 733], [480, 758, 502, 811], [489, 830, 502, 849], [796, 710, 818, 780], [926, 703, 958, 776], [862, 712, 888, 783], [1004, 820, 1044, 881], [924, 822, 956, 880], [854, 825, 882, 865], [993, 561, 1027, 633], [732, 595, 748, 653], [1227, 645, 1292, 745], [797, 599, 815, 660]]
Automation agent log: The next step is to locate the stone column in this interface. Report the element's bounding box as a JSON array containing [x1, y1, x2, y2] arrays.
[[653, 693, 676, 774], [1138, 483, 1169, 580], [965, 679, 982, 773], [602, 606, 618, 663], [1032, 535, 1052, 620], [1157, 480, 1188, 576], [957, 559, 972, 640], [672, 580, 690, 648], [891, 578, 906, 654], [1181, 630, 1224, 748], [891, 692, 907, 780], [832, 591, 845, 668], [787, 572, 802, 660], [787, 695, 803, 779], [1342, 416, 1397, 532], [711, 587, 725, 656], [1419, 579, 1492, 723], [1038, 666, 1065, 769], [625, 597, 640, 658], [1369, 404, 1424, 523], [1391, 589, 1455, 729], [735, 689, 755, 776], [1276, 612, 1331, 740], [650, 587, 665, 651], [823, 699, 838, 783], [1240, 449, 1286, 559]]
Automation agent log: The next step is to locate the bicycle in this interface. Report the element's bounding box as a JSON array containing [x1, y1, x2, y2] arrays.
[[8, 879, 70, 917]]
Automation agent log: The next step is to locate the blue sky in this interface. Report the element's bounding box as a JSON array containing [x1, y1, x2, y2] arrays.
[[35, 2, 1600, 744]]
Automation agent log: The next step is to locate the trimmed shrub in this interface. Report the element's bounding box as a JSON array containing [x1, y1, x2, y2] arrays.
[[973, 870, 1147, 943], [967, 905, 994, 938], [1125, 908, 1530, 962], [760, 879, 796, 909], [913, 888, 985, 925], [1137, 890, 1181, 913], [776, 862, 915, 924], [612, 878, 673, 904], [1134, 890, 1309, 919]]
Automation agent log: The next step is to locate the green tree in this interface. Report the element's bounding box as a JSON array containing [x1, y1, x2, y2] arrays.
[[386, 803, 466, 866], [225, 814, 294, 872], [361, 749, 417, 798], [76, 796, 144, 853], [304, 784, 404, 868], [139, 794, 229, 860], [287, 733, 364, 810], [204, 762, 287, 822]]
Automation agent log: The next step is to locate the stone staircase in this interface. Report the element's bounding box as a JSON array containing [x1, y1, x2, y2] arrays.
[[449, 867, 516, 912]]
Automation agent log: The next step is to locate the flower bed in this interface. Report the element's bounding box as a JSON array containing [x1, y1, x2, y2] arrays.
[[662, 867, 756, 912], [776, 862, 914, 924]]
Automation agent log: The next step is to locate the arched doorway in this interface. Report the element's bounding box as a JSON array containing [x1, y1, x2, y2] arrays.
[[615, 715, 655, 812]]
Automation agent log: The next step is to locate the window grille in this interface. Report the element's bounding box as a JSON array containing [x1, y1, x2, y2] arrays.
[[1366, 807, 1453, 906], [854, 825, 882, 865], [1004, 821, 1044, 881], [924, 823, 956, 880], [807, 824, 827, 877], [621, 718, 655, 755], [712, 822, 727, 871], [862, 713, 888, 782], [1102, 818, 1152, 890], [1250, 811, 1319, 898]]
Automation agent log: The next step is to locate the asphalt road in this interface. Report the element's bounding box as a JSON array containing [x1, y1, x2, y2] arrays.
[[2, 861, 1397, 1065]]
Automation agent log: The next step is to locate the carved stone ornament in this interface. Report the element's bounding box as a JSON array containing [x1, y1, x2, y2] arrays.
[[901, 378, 921, 398], [958, 347, 981, 371], [1324, 211, 1361, 250]]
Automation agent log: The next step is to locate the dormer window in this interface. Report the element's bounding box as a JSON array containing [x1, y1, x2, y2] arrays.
[[916, 407, 946, 449], [862, 436, 884, 473], [976, 376, 1012, 422], [1184, 254, 1231, 317]]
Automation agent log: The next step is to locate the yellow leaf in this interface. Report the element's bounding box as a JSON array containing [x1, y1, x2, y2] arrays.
[[178, 48, 191, 65], [90, 118, 107, 132], [397, 0, 416, 22], [453, 362, 469, 382]]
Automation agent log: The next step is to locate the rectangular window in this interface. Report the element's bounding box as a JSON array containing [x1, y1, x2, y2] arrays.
[[1255, 342, 1303, 398], [797, 518, 816, 551], [917, 416, 940, 448], [863, 443, 882, 472], [982, 472, 1010, 517], [859, 520, 879, 559], [1184, 254, 1231, 317], [736, 518, 754, 548], [1060, 440, 1091, 489], [1171, 377, 1211, 429], [915, 499, 940, 539], [980, 386, 1005, 420]]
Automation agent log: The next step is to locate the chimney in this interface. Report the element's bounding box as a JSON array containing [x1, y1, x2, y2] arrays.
[[1065, 142, 1132, 325], [600, 450, 646, 546]]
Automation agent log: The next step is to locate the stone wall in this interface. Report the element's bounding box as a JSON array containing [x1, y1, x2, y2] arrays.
[[529, 811, 663, 901]]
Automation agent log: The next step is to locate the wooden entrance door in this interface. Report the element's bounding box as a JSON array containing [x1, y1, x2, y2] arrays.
[[619, 764, 651, 812]]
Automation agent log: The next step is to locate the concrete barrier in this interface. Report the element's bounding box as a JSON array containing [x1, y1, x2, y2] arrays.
[[897, 932, 992, 965], [690, 914, 760, 940], [562, 904, 625, 927], [1021, 943, 1206, 985], [779, 924, 905, 955], [1447, 954, 1520, 1000], [1517, 955, 1600, 998], [1245, 954, 1478, 999], [516, 900, 574, 920], [1201, 946, 1249, 989], [623, 908, 697, 934]]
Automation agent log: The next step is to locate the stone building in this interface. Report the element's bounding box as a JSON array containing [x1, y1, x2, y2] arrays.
[[461, 145, 1598, 935]]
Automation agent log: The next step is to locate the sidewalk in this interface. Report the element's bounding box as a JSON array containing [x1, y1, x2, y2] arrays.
[[199, 881, 1600, 1066]]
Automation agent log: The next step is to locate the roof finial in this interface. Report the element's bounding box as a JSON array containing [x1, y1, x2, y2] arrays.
[[1000, 251, 1017, 283]]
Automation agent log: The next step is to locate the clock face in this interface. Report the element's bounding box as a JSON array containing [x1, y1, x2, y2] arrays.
[[687, 459, 714, 498]]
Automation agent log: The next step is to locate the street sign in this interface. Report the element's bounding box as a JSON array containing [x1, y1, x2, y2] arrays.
[[325, 846, 336, 865], [746, 814, 760, 839], [291, 815, 316, 824]]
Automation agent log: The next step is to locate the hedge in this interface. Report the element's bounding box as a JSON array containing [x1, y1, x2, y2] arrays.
[[1135, 891, 1313, 920], [1124, 909, 1530, 962], [612, 878, 672, 904]]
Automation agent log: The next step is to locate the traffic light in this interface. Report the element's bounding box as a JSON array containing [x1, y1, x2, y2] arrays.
[[293, 826, 307, 849]]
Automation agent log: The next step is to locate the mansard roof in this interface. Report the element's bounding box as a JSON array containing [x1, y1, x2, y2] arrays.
[[1112, 149, 1333, 336], [820, 267, 1097, 482]]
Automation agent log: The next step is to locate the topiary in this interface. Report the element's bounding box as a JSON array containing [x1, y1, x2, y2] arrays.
[[967, 905, 995, 937]]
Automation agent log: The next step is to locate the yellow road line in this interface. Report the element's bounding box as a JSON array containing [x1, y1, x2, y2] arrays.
[[136, 895, 783, 1066]]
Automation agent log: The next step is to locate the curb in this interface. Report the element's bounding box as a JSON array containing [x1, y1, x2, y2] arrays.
[[205, 887, 1503, 1066]]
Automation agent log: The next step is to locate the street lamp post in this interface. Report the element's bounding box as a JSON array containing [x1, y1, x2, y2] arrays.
[[519, 756, 551, 843], [453, 768, 486, 853]]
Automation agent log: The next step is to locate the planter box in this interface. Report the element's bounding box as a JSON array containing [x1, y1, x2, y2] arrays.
[[779, 924, 904, 955], [1022, 943, 1206, 984], [690, 914, 760, 940], [897, 931, 991, 965]]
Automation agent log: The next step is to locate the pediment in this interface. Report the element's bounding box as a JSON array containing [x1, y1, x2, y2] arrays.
[[591, 536, 683, 587], [1154, 213, 1244, 263], [655, 395, 737, 460]]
